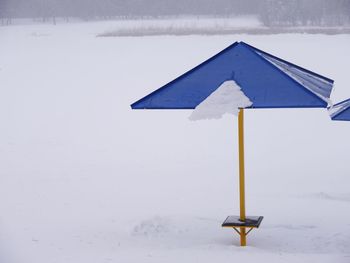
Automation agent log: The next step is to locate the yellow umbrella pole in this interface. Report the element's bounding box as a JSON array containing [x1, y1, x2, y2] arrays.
[[238, 108, 246, 246]]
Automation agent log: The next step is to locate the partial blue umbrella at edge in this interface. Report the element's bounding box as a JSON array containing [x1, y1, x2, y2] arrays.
[[329, 98, 350, 121], [130, 41, 335, 246]]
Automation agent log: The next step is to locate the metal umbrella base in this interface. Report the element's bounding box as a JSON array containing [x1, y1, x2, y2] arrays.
[[222, 216, 263, 242]]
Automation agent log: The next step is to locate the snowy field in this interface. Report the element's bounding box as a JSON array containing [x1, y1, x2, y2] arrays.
[[1, 21, 350, 263]]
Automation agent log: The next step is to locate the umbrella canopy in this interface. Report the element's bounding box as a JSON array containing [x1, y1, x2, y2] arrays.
[[131, 41, 333, 110], [329, 98, 350, 121], [131, 41, 335, 246]]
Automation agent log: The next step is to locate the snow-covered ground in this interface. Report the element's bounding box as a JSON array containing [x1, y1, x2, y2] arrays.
[[1, 21, 350, 263]]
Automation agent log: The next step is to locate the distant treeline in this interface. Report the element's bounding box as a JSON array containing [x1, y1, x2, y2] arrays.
[[261, 0, 350, 26], [1, 0, 350, 26]]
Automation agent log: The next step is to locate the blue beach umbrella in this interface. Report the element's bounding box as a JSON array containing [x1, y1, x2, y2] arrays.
[[131, 41, 334, 246], [329, 99, 350, 121]]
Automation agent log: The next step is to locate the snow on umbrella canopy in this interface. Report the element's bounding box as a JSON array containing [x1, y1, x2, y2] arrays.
[[130, 41, 335, 246]]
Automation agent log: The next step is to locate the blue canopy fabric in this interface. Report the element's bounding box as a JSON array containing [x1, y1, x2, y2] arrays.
[[330, 98, 350, 121], [131, 41, 334, 110]]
